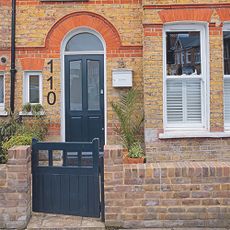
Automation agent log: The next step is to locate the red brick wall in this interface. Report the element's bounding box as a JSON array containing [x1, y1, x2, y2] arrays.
[[104, 146, 230, 228]]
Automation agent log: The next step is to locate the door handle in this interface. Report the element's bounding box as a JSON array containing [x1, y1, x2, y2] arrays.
[[100, 89, 104, 95]]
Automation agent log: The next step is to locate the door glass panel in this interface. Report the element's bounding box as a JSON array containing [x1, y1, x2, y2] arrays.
[[29, 75, 39, 103], [87, 60, 100, 110], [70, 61, 82, 111]]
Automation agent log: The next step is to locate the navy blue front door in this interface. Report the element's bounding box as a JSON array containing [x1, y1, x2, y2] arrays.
[[65, 55, 104, 150]]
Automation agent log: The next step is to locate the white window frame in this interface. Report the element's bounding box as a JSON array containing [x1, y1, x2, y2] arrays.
[[0, 72, 5, 111], [163, 23, 209, 132], [223, 23, 230, 130], [23, 71, 42, 105]]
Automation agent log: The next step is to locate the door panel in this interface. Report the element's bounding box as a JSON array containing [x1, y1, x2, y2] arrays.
[[65, 55, 104, 150]]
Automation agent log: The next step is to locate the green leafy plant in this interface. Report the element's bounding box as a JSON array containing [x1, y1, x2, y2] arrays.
[[128, 142, 144, 158], [0, 112, 49, 164], [0, 113, 22, 142], [111, 88, 144, 157], [31, 103, 44, 115], [2, 134, 33, 153], [22, 103, 32, 113]]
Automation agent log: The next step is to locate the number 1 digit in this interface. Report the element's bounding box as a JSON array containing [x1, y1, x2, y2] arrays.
[[47, 60, 53, 73]]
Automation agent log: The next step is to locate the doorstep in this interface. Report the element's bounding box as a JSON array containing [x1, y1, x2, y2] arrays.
[[26, 212, 105, 230]]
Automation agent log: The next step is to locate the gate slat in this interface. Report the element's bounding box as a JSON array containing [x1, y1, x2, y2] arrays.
[[48, 150, 53, 166]]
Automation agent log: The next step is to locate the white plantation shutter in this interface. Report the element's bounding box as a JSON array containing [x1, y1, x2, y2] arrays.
[[224, 78, 230, 124], [167, 79, 183, 122], [186, 79, 202, 123], [167, 78, 202, 124]]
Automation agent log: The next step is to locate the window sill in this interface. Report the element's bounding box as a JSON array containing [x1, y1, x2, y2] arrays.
[[0, 111, 8, 116], [19, 111, 45, 116], [159, 131, 230, 139]]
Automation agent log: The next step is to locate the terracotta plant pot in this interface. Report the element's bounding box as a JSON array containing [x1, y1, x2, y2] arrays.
[[123, 156, 145, 164]]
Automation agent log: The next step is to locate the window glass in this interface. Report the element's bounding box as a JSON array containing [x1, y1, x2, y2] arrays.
[[29, 75, 40, 103], [224, 31, 230, 126], [224, 31, 230, 75], [87, 60, 100, 110], [65, 33, 103, 52], [70, 61, 82, 111], [0, 75, 4, 104], [166, 32, 201, 75]]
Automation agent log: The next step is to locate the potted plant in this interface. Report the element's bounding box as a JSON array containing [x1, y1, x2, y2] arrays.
[[111, 88, 145, 163], [22, 103, 32, 113], [31, 103, 44, 115], [123, 142, 145, 164]]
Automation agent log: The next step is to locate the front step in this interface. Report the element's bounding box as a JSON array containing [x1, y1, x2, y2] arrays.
[[26, 212, 105, 230]]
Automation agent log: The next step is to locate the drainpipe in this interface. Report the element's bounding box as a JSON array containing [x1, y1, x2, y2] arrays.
[[10, 0, 16, 113]]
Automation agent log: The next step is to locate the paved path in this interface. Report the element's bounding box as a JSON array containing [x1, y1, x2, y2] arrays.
[[26, 212, 105, 230]]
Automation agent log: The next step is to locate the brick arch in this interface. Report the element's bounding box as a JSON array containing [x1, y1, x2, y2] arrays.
[[159, 9, 213, 23], [45, 11, 121, 52]]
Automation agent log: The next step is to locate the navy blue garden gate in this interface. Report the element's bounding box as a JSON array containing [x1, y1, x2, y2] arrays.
[[31, 138, 104, 220]]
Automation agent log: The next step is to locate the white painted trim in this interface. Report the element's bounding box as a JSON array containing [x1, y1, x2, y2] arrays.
[[19, 111, 45, 116], [159, 131, 230, 139], [163, 23, 209, 132], [23, 71, 43, 105], [60, 27, 107, 144]]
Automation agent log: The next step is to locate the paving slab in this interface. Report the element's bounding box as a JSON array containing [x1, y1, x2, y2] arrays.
[[26, 212, 105, 230]]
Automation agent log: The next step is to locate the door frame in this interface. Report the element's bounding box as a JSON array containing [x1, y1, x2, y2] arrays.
[[60, 27, 107, 144]]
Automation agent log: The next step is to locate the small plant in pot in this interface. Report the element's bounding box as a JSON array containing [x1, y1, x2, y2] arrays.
[[31, 103, 44, 115], [111, 88, 145, 164], [123, 142, 145, 164], [22, 103, 32, 113]]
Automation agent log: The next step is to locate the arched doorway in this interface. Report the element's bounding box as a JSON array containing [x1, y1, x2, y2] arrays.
[[62, 29, 105, 150]]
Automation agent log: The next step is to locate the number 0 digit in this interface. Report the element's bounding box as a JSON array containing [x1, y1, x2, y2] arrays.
[[47, 91, 56, 105]]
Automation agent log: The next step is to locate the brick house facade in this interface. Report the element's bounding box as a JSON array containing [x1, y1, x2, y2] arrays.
[[0, 0, 230, 163]]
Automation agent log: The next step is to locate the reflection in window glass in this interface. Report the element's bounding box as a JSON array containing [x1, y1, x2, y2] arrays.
[[29, 75, 39, 103], [0, 76, 3, 104], [224, 31, 230, 75], [166, 32, 201, 75], [70, 61, 82, 111], [87, 60, 100, 111], [66, 33, 104, 52]]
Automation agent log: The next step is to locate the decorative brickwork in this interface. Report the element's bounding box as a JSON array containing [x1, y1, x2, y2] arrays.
[[104, 145, 230, 228], [0, 146, 31, 229]]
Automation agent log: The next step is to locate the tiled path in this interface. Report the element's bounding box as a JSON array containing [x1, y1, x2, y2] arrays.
[[26, 212, 105, 230]]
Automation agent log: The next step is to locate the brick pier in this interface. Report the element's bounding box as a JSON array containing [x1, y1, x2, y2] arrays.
[[0, 146, 31, 229]]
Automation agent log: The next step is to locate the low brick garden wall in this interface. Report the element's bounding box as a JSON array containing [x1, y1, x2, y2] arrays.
[[104, 145, 230, 228], [0, 146, 31, 229]]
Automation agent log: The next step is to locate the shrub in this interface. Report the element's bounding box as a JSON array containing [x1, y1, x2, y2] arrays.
[[0, 112, 48, 164], [2, 134, 33, 153]]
